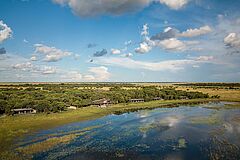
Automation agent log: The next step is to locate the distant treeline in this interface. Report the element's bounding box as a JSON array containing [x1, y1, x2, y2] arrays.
[[0, 83, 138, 88], [175, 83, 240, 88], [0, 84, 212, 115]]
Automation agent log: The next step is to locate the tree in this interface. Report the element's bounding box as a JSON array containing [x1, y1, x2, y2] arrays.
[[50, 101, 66, 112], [0, 100, 8, 114], [34, 100, 51, 113]]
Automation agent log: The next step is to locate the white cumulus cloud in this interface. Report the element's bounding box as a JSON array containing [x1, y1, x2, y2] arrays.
[[53, 0, 190, 17], [34, 44, 72, 62], [135, 24, 204, 53], [135, 42, 152, 53], [135, 24, 153, 53], [179, 25, 212, 38], [13, 62, 57, 74], [111, 48, 121, 54], [52, 0, 152, 17], [159, 0, 188, 10], [0, 20, 12, 43], [156, 38, 186, 51], [224, 33, 240, 48]]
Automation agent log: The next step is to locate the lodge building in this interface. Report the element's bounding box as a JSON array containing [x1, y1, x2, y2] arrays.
[[11, 108, 36, 115], [92, 98, 111, 108], [128, 99, 145, 103]]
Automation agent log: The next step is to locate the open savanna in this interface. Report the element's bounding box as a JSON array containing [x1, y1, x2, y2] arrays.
[[0, 98, 214, 159], [176, 87, 240, 102]]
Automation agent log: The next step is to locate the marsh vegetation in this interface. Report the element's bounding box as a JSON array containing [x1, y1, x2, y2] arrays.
[[9, 102, 240, 160]]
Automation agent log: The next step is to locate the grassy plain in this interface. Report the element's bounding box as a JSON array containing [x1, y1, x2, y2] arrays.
[[176, 86, 240, 102]]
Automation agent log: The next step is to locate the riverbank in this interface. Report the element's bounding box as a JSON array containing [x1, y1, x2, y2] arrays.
[[0, 98, 218, 159]]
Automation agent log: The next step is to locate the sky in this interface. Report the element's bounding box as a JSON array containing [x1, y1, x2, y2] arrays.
[[0, 0, 240, 82]]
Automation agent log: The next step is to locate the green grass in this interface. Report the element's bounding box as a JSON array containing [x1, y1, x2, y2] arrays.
[[0, 98, 218, 158]]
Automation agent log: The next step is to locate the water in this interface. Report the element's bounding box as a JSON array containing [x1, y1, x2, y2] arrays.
[[16, 102, 240, 160]]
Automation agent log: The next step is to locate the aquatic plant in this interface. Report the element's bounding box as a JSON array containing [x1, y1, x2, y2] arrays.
[[17, 134, 77, 155], [189, 112, 221, 125], [178, 138, 187, 148], [139, 123, 156, 133]]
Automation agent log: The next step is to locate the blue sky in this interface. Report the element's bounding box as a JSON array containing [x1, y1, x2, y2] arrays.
[[0, 0, 240, 82]]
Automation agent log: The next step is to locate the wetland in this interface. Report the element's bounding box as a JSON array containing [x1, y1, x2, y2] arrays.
[[13, 101, 240, 160]]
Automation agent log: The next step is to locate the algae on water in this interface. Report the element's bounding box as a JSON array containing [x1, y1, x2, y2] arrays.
[[189, 112, 221, 125], [178, 138, 187, 148]]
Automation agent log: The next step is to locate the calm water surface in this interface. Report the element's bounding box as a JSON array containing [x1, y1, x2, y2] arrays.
[[16, 102, 240, 160]]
